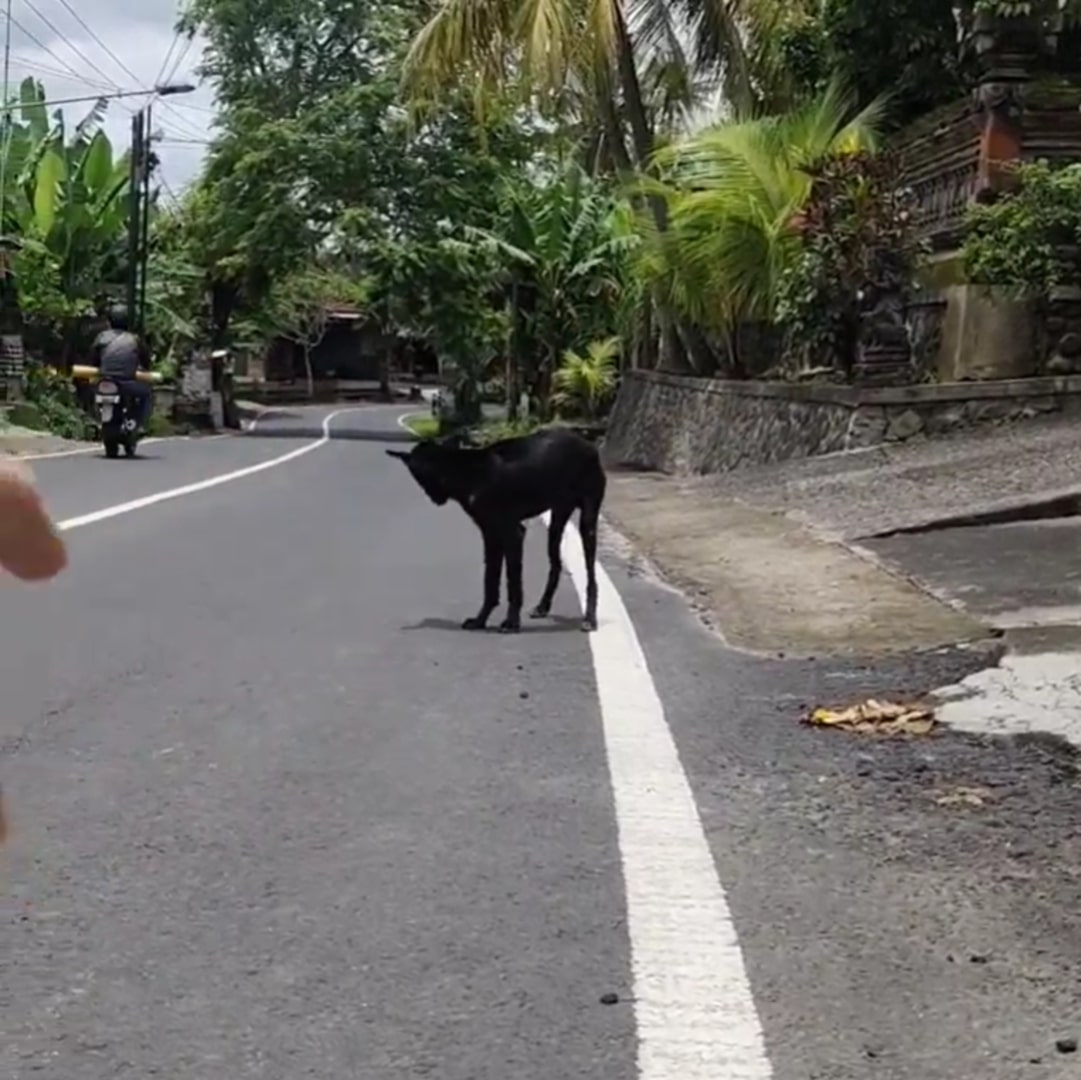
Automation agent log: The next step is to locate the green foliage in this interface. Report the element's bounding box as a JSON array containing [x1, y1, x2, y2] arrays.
[[144, 412, 177, 437], [1, 80, 130, 307], [21, 359, 93, 440], [404, 413, 440, 439], [466, 416, 543, 445], [639, 78, 885, 345], [972, 0, 1081, 17], [0, 79, 132, 369], [774, 149, 924, 375], [552, 336, 621, 419], [464, 162, 635, 413], [963, 161, 1081, 294], [813, 0, 968, 126]]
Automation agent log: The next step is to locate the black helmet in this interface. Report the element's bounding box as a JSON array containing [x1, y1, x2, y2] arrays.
[[106, 304, 129, 330]]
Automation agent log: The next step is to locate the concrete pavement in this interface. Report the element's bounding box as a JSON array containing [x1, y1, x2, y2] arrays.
[[3, 405, 1081, 1077]]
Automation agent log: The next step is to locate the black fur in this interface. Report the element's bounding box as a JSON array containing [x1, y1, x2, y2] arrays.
[[387, 428, 607, 632]]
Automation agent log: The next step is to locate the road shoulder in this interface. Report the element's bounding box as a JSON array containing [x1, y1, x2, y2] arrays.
[[602, 470, 988, 658]]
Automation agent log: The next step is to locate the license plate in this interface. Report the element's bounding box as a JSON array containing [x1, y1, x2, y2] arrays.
[[96, 393, 119, 403]]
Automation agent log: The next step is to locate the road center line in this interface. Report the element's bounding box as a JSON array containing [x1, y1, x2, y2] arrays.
[[552, 514, 772, 1079], [57, 410, 353, 532]]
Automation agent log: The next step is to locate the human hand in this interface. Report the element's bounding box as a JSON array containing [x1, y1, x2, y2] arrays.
[[0, 460, 67, 581]]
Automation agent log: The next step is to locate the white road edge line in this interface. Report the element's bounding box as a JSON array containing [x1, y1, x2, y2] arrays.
[[396, 410, 425, 432], [57, 410, 354, 532], [551, 513, 772, 1079], [14, 434, 211, 462]]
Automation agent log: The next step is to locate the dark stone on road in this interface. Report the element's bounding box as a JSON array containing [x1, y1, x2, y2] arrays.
[[599, 993, 619, 1006], [1056, 1038, 1077, 1054]]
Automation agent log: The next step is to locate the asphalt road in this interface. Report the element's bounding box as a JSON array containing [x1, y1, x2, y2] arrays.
[[3, 405, 1081, 1079]]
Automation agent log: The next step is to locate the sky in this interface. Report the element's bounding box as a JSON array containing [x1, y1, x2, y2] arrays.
[[4, 0, 214, 198]]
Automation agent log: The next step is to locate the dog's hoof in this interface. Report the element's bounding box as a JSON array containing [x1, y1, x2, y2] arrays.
[[580, 617, 597, 632], [461, 617, 486, 630], [529, 606, 549, 619], [499, 619, 521, 633]]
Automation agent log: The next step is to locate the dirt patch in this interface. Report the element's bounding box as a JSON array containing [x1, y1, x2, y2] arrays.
[[603, 470, 989, 657]]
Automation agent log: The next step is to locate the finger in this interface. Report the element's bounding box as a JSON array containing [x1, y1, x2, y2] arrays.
[[0, 462, 67, 581]]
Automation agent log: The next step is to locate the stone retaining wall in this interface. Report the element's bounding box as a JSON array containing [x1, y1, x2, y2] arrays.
[[605, 370, 1081, 474]]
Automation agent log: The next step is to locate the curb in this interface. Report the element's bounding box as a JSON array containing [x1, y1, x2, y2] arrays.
[[858, 487, 1081, 540]]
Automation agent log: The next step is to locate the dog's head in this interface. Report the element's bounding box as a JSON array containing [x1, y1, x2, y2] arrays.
[[385, 441, 453, 505]]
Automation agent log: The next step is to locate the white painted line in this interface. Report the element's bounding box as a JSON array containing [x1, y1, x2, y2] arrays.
[[57, 410, 353, 532], [13, 435, 190, 462], [553, 514, 772, 1079]]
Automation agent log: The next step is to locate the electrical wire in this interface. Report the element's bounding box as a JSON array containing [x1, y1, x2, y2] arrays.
[[11, 53, 116, 92], [18, 0, 121, 93], [8, 12, 101, 90], [41, 0, 207, 140]]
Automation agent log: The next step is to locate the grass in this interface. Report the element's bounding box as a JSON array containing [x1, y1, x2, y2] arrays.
[[401, 413, 441, 439]]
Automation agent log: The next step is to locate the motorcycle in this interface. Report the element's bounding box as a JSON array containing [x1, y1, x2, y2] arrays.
[[93, 377, 142, 458], [71, 365, 162, 459]]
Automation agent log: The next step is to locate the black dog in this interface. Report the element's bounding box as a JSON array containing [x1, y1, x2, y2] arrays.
[[386, 427, 607, 631]]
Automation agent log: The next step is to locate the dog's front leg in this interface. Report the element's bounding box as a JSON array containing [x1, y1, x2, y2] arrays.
[[498, 522, 526, 633], [462, 527, 503, 630]]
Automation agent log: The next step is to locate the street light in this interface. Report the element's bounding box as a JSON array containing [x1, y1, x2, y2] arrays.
[[26, 83, 196, 110]]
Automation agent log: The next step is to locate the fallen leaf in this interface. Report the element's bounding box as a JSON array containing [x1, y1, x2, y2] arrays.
[[935, 786, 992, 807], [806, 698, 936, 735]]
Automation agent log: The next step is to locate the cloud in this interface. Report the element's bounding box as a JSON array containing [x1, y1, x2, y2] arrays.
[[6, 0, 215, 194]]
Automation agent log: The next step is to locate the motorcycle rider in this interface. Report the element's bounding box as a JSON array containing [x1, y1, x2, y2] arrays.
[[88, 304, 153, 430]]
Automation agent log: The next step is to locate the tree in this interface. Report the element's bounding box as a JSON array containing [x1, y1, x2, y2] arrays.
[[179, 0, 539, 362], [464, 162, 635, 416], [399, 0, 790, 372], [633, 78, 885, 370], [264, 269, 369, 397]]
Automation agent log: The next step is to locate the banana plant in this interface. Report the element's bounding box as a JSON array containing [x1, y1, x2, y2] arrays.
[[1, 78, 130, 304]]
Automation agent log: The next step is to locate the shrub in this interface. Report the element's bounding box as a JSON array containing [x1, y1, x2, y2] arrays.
[[775, 149, 924, 377], [552, 337, 620, 420], [963, 161, 1081, 295], [22, 360, 94, 440]]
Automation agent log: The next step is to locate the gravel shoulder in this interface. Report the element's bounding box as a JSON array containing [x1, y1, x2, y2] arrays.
[[689, 412, 1081, 540]]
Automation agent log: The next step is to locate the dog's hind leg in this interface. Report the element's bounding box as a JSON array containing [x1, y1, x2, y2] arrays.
[[462, 528, 503, 630], [499, 523, 526, 632], [578, 493, 602, 632], [531, 505, 571, 619]]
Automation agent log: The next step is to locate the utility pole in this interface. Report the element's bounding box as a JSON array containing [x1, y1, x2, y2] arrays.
[[137, 102, 153, 335], [126, 109, 144, 319]]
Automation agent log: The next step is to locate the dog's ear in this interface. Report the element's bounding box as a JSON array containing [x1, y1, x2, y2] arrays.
[[385, 449, 409, 460]]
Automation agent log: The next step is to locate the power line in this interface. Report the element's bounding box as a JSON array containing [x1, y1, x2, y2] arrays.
[[11, 54, 116, 92], [8, 12, 101, 89], [42, 0, 206, 140], [160, 32, 193, 90], [18, 0, 121, 93]]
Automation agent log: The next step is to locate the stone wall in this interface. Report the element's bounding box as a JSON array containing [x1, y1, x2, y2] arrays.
[[605, 370, 1081, 474]]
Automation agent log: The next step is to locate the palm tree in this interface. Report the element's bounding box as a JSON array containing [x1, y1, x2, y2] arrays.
[[400, 0, 783, 371], [553, 334, 620, 419], [633, 77, 885, 369]]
